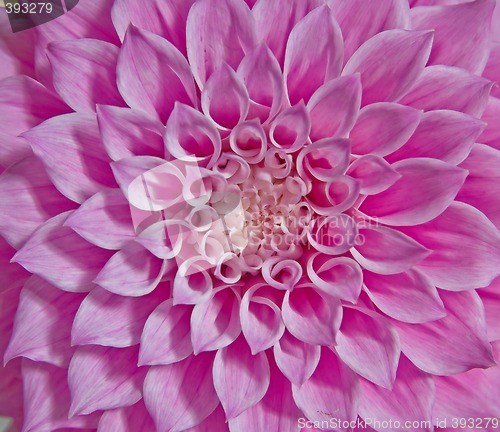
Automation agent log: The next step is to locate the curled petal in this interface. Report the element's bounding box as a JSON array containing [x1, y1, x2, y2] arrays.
[[117, 26, 197, 123], [282, 286, 341, 346], [230, 120, 267, 164], [399, 65, 494, 117], [269, 102, 311, 153], [213, 336, 270, 419], [264, 148, 293, 179], [48, 38, 124, 112], [190, 287, 241, 354], [186, 0, 258, 88], [350, 102, 422, 157], [284, 6, 343, 105], [202, 64, 249, 130], [347, 155, 401, 195], [360, 158, 468, 226], [212, 153, 251, 184], [143, 353, 218, 432], [173, 258, 214, 305], [139, 300, 193, 366], [215, 253, 242, 285], [262, 257, 303, 290], [343, 30, 433, 106], [307, 214, 359, 255], [351, 226, 431, 275], [274, 330, 320, 386], [364, 269, 446, 324], [412, 0, 495, 74]]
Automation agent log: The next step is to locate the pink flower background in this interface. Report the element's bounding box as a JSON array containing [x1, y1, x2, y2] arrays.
[[1, 0, 500, 431]]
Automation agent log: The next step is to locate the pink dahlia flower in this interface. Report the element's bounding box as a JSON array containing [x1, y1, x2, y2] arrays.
[[1, 0, 500, 430]]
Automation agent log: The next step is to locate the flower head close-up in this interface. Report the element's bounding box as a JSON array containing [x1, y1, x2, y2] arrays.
[[1, 0, 500, 431]]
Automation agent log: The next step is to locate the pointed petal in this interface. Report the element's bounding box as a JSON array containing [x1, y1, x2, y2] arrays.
[[190, 287, 241, 354], [94, 242, 166, 297], [0, 133, 32, 170], [284, 6, 344, 105], [69, 345, 145, 416], [269, 102, 311, 153], [360, 158, 468, 226], [65, 189, 136, 250], [201, 64, 249, 130], [139, 299, 193, 366], [0, 285, 22, 358], [351, 226, 430, 275], [143, 353, 218, 432], [359, 355, 434, 431], [343, 30, 433, 106], [117, 26, 197, 123], [186, 0, 258, 88], [0, 238, 28, 295], [213, 336, 270, 419], [401, 202, 500, 290], [274, 330, 320, 386], [72, 287, 164, 348], [483, 42, 500, 98], [347, 155, 401, 195], [478, 278, 500, 341], [282, 286, 341, 346], [331, 0, 410, 60], [13, 212, 113, 293], [478, 96, 500, 150], [48, 38, 124, 113], [293, 348, 360, 426], [364, 269, 446, 324], [307, 75, 362, 141], [97, 105, 165, 161], [98, 400, 155, 432], [336, 307, 400, 389], [350, 102, 422, 156], [22, 113, 116, 204], [412, 0, 496, 74], [394, 290, 495, 375], [399, 65, 493, 117], [173, 260, 214, 306], [0, 155, 76, 249], [387, 110, 485, 165]]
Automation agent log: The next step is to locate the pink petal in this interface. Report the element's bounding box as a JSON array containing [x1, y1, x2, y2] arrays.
[[201, 64, 249, 130], [364, 269, 446, 324], [457, 144, 500, 229], [307, 74, 362, 141], [186, 0, 257, 88], [240, 287, 285, 354], [393, 290, 495, 375], [399, 65, 494, 117], [0, 285, 21, 358], [94, 242, 167, 297], [22, 360, 100, 432], [360, 158, 467, 226], [350, 102, 422, 156], [213, 335, 270, 419], [412, 0, 496, 74], [0, 238, 28, 295], [252, 0, 321, 65], [0, 360, 23, 427], [117, 26, 197, 124], [143, 353, 218, 432], [335, 307, 400, 389], [98, 400, 156, 432], [0, 133, 31, 170], [229, 355, 302, 432], [138, 299, 193, 366], [236, 44, 284, 123], [13, 212, 113, 293], [483, 42, 500, 98], [229, 120, 267, 164], [65, 189, 136, 250], [0, 75, 70, 136], [351, 226, 430, 275], [359, 355, 434, 430], [347, 155, 401, 195], [387, 110, 485, 165], [293, 348, 360, 427], [48, 38, 124, 113], [282, 286, 342, 346], [274, 330, 320, 386], [190, 287, 241, 354], [401, 202, 500, 290], [331, 0, 410, 61], [69, 345, 145, 416], [343, 30, 433, 106], [269, 102, 311, 153], [0, 155, 76, 249], [72, 286, 165, 348], [478, 96, 500, 150], [111, 0, 195, 55], [478, 277, 500, 341], [173, 260, 214, 305], [22, 113, 117, 204], [5, 276, 82, 368], [284, 6, 344, 105], [97, 105, 165, 161], [184, 405, 229, 432]]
